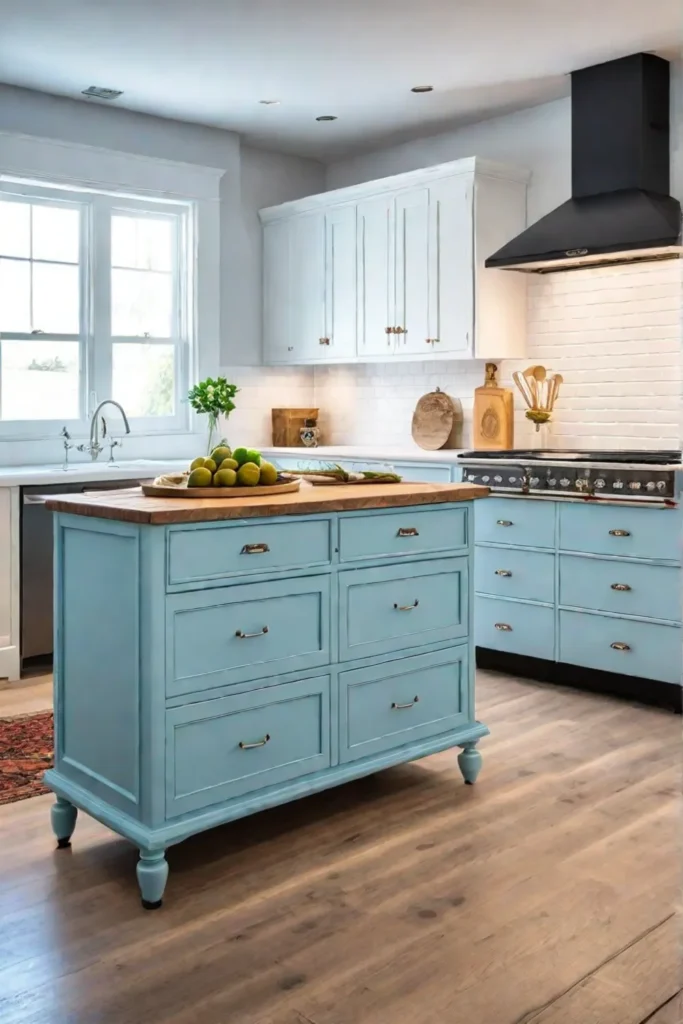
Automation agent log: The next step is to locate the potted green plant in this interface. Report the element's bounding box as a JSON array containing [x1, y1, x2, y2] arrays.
[[187, 376, 239, 454]]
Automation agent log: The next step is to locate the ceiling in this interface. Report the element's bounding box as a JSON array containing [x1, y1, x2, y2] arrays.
[[0, 0, 681, 160]]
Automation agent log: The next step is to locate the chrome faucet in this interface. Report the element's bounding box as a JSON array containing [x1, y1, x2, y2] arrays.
[[78, 400, 131, 461]]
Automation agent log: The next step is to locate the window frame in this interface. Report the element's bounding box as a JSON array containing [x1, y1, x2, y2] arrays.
[[0, 178, 195, 440]]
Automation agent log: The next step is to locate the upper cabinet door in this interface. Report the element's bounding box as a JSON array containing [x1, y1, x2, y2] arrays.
[[393, 187, 430, 356], [427, 177, 474, 356], [289, 213, 325, 361], [356, 195, 394, 357], [323, 205, 357, 359], [263, 219, 291, 363]]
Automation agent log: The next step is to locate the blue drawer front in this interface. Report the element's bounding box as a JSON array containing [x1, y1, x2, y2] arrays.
[[166, 676, 331, 817], [474, 545, 554, 603], [339, 647, 469, 763], [166, 576, 330, 697], [559, 610, 682, 684], [392, 462, 452, 483], [339, 505, 467, 563], [339, 558, 468, 661], [559, 503, 681, 562], [560, 555, 681, 623], [167, 518, 331, 586], [475, 596, 555, 660], [475, 497, 555, 549]]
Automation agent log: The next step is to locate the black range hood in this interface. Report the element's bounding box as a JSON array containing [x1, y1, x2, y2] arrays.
[[486, 53, 682, 272]]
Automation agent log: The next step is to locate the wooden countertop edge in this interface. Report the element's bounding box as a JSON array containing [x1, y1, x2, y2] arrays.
[[45, 481, 490, 524]]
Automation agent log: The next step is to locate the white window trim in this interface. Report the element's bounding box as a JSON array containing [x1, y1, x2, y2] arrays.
[[0, 131, 224, 443]]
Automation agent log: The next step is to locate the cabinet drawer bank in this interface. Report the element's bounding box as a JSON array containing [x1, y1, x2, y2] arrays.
[[44, 480, 489, 909]]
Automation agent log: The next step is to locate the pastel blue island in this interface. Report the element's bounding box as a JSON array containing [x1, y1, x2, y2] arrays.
[[44, 480, 489, 908]]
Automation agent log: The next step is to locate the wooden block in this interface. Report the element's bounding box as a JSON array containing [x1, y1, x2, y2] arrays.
[[271, 408, 319, 447]]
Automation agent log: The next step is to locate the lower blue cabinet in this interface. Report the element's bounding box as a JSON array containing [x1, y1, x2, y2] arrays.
[[559, 610, 682, 684], [339, 646, 469, 763], [475, 596, 555, 661], [559, 555, 681, 623], [474, 545, 555, 603], [166, 676, 331, 817]]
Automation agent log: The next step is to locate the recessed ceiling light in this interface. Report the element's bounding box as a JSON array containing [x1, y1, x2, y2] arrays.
[[316, 115, 338, 122], [411, 85, 434, 93], [259, 99, 280, 106], [81, 85, 123, 100]]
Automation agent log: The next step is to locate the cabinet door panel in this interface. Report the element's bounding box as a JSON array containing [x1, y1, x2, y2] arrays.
[[356, 195, 394, 356], [428, 178, 473, 355], [263, 220, 291, 362], [290, 213, 325, 361], [324, 205, 357, 359], [394, 188, 430, 355]]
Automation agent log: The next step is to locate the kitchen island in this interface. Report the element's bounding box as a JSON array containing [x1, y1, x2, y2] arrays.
[[44, 480, 488, 908]]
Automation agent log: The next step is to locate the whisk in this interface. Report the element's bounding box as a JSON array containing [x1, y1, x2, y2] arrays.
[[512, 365, 563, 431]]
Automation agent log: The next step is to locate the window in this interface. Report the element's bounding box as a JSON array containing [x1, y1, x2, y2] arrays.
[[0, 181, 193, 436]]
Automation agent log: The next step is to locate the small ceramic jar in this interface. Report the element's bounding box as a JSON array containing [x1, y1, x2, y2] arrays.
[[300, 418, 320, 447]]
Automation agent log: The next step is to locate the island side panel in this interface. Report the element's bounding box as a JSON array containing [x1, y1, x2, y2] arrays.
[[53, 514, 142, 817]]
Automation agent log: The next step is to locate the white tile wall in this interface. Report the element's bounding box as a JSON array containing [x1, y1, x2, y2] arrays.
[[216, 365, 314, 447]]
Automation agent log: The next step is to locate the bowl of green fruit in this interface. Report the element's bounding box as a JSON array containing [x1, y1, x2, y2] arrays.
[[141, 447, 300, 498]]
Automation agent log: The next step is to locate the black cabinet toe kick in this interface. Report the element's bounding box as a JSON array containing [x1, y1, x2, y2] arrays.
[[476, 648, 682, 713]]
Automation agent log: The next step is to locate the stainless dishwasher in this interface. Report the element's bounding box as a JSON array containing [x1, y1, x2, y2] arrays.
[[21, 479, 140, 666]]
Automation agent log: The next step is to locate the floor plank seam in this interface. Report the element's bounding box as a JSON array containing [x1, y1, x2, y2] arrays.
[[639, 989, 683, 1024]]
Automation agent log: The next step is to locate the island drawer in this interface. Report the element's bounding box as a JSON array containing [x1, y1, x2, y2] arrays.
[[475, 546, 554, 603], [339, 506, 467, 562], [475, 596, 555, 661], [167, 517, 331, 587], [166, 676, 331, 817], [559, 555, 681, 622], [559, 610, 682, 684], [166, 576, 330, 697], [339, 647, 469, 763], [475, 497, 555, 549], [559, 503, 680, 562], [339, 558, 468, 661]]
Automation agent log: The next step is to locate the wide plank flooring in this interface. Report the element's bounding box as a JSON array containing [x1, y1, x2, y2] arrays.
[[0, 671, 680, 1024]]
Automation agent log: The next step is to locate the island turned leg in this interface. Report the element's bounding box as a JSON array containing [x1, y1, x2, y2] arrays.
[[458, 743, 483, 785], [136, 850, 169, 910], [51, 796, 78, 848]]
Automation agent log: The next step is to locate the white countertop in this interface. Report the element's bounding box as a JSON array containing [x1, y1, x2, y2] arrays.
[[262, 445, 466, 463], [0, 459, 189, 487]]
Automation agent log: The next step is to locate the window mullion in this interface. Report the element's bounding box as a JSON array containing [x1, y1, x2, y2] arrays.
[[91, 197, 112, 414]]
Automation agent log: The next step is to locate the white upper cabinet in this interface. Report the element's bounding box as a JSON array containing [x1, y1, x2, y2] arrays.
[[259, 157, 529, 365]]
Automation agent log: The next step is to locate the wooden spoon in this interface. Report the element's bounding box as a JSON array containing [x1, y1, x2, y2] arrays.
[[513, 371, 535, 409]]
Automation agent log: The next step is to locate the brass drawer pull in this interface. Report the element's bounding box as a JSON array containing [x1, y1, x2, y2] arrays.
[[610, 642, 631, 651], [394, 326, 406, 334], [242, 543, 270, 554], [319, 337, 330, 345], [609, 529, 631, 537], [394, 600, 419, 611], [611, 583, 631, 591], [495, 569, 512, 577], [496, 520, 513, 527], [239, 734, 271, 750], [494, 622, 512, 631], [235, 626, 269, 639], [385, 326, 395, 334], [391, 696, 420, 710], [397, 527, 419, 537]]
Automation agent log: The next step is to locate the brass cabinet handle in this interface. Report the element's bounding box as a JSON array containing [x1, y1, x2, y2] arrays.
[[496, 520, 513, 527], [235, 626, 269, 639], [319, 337, 330, 345], [611, 583, 632, 591], [394, 600, 419, 611], [494, 623, 512, 631], [495, 569, 512, 577], [395, 326, 407, 334], [391, 696, 420, 710], [397, 527, 419, 537], [425, 338, 432, 344], [239, 734, 271, 750], [610, 641, 631, 651], [385, 326, 394, 334], [609, 529, 631, 537], [241, 543, 270, 554]]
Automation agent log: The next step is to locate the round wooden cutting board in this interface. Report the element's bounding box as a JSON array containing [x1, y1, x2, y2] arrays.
[[411, 388, 463, 450]]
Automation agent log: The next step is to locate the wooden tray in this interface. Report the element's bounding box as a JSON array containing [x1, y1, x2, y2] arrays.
[[141, 477, 301, 499]]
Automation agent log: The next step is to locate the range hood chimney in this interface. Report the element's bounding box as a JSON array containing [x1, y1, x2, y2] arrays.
[[486, 53, 681, 272]]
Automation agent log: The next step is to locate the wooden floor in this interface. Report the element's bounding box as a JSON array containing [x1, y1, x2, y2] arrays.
[[0, 673, 52, 716], [0, 671, 680, 1024]]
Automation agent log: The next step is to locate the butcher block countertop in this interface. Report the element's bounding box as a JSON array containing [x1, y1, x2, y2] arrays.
[[45, 481, 489, 525]]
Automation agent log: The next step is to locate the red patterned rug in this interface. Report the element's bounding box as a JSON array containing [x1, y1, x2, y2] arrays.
[[0, 711, 53, 805]]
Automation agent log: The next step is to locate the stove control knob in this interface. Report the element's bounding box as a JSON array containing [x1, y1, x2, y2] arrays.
[[560, 478, 570, 487], [494, 475, 503, 483], [645, 481, 656, 491], [629, 481, 641, 491], [656, 480, 667, 491], [595, 478, 605, 489], [508, 476, 517, 484], [575, 478, 588, 490], [613, 480, 624, 489], [548, 478, 557, 486], [482, 475, 490, 483], [530, 477, 540, 486]]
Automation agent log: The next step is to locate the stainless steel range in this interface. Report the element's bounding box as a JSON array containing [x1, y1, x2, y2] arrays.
[[457, 450, 682, 503]]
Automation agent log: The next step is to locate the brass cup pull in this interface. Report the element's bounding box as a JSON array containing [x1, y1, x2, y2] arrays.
[[494, 623, 512, 631], [609, 529, 631, 537], [242, 543, 270, 555], [397, 527, 419, 537], [611, 583, 632, 591], [385, 326, 394, 334], [495, 569, 512, 577], [496, 520, 513, 527], [319, 337, 330, 345], [610, 642, 631, 651], [394, 600, 419, 611], [239, 734, 271, 750], [391, 696, 420, 710], [235, 626, 269, 639]]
